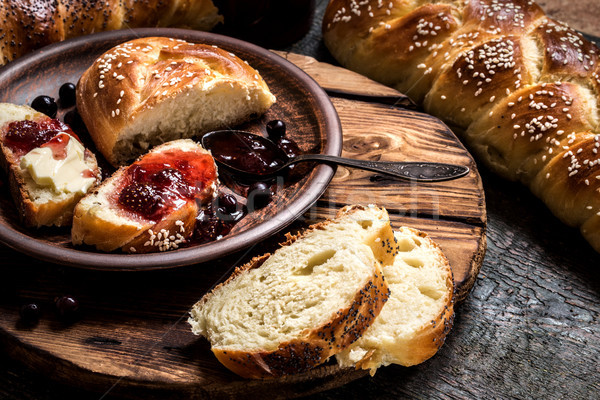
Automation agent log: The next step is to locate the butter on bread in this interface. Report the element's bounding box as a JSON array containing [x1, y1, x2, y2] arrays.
[[188, 205, 397, 379], [71, 139, 218, 253], [336, 227, 454, 374], [76, 36, 276, 166], [0, 103, 101, 227]]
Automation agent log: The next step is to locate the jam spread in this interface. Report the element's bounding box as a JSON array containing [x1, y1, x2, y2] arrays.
[[207, 130, 288, 176], [117, 150, 217, 221], [4, 119, 77, 156], [41, 132, 71, 160], [193, 201, 246, 244]]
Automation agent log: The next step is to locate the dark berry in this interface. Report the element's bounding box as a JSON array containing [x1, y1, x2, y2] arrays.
[[59, 82, 77, 108], [63, 109, 86, 133], [266, 119, 286, 141], [247, 181, 272, 210], [218, 193, 238, 214], [277, 137, 301, 159], [194, 207, 230, 243], [55, 295, 79, 320], [118, 183, 165, 218], [31, 95, 57, 118], [19, 303, 41, 325]]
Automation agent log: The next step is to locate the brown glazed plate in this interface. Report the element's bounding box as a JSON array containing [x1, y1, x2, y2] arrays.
[[0, 28, 342, 270]]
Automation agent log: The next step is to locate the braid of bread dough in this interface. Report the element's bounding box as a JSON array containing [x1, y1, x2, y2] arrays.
[[323, 0, 600, 252], [0, 0, 222, 66]]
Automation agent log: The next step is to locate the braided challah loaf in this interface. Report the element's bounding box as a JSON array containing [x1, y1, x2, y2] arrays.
[[323, 0, 600, 253], [0, 0, 222, 66]]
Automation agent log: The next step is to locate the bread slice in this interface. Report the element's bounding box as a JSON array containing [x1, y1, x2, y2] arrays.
[[76, 36, 277, 166], [188, 205, 398, 379], [0, 103, 101, 227], [71, 139, 218, 253], [336, 227, 455, 374]]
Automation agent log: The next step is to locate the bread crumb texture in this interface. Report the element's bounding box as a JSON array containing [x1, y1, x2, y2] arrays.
[[336, 227, 455, 374], [76, 37, 276, 166], [188, 205, 396, 378]]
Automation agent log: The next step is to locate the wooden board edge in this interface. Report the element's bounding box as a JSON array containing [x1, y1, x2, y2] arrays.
[[0, 325, 368, 399]]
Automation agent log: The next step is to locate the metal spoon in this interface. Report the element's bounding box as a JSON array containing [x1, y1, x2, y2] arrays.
[[201, 130, 470, 182]]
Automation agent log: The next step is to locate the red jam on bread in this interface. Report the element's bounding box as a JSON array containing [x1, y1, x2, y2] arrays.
[[4, 119, 78, 156], [116, 149, 218, 221]]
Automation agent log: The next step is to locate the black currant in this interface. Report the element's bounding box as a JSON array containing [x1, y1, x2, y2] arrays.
[[31, 95, 58, 118], [266, 120, 286, 141], [55, 295, 80, 320], [247, 181, 272, 210], [59, 82, 77, 108], [218, 193, 238, 214], [19, 303, 41, 325], [63, 109, 86, 132]]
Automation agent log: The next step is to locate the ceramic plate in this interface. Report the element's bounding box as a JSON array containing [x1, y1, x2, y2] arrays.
[[0, 28, 341, 270]]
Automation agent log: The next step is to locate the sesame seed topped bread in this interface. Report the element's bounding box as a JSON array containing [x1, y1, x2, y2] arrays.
[[0, 0, 222, 66], [323, 0, 600, 253], [76, 36, 277, 166], [0, 103, 101, 227], [71, 139, 218, 253], [336, 227, 454, 375], [188, 205, 397, 379]]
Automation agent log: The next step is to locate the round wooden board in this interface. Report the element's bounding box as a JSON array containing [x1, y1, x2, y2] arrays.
[[0, 52, 486, 398]]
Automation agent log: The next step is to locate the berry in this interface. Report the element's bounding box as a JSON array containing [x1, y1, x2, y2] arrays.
[[218, 193, 238, 214], [266, 119, 286, 141], [55, 295, 79, 320], [247, 181, 272, 210], [118, 183, 165, 218], [31, 95, 57, 118], [59, 82, 77, 108], [63, 109, 86, 133], [19, 303, 41, 325]]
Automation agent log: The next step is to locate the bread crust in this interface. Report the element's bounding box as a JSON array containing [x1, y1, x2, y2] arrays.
[[191, 205, 396, 379], [323, 0, 600, 253], [0, 103, 101, 227], [76, 36, 276, 166], [71, 139, 217, 253], [0, 0, 222, 66], [340, 227, 454, 373], [212, 262, 389, 379]]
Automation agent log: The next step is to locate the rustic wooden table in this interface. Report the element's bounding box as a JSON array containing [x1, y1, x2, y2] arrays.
[[1, 0, 599, 399]]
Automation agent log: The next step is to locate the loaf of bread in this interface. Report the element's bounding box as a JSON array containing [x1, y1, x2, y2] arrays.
[[71, 139, 218, 253], [76, 36, 277, 166], [323, 0, 600, 253], [336, 227, 454, 374], [0, 103, 101, 227], [0, 0, 222, 66], [188, 205, 399, 379]]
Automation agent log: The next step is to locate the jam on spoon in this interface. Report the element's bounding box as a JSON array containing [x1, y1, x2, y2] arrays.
[[202, 130, 470, 182]]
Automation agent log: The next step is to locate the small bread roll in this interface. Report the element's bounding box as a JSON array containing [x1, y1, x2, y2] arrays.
[[76, 36, 276, 166]]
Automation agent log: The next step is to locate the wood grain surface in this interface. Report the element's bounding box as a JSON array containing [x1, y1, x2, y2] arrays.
[[0, 46, 485, 398], [1, 0, 599, 399]]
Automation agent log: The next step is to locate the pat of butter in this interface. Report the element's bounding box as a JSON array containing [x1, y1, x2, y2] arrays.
[[20, 133, 96, 195]]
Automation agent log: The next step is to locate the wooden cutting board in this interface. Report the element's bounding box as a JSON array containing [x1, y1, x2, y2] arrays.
[[0, 53, 486, 399]]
